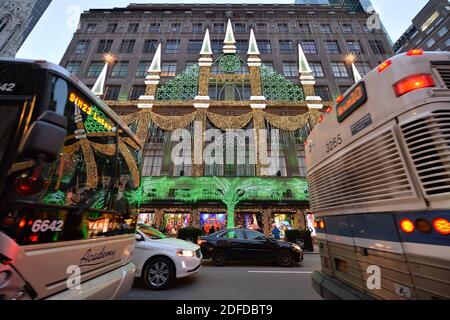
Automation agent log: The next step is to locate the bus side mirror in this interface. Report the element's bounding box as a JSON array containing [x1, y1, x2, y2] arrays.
[[21, 111, 67, 163]]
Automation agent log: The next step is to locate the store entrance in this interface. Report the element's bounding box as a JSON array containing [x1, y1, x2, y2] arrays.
[[271, 214, 294, 239], [163, 213, 191, 237]]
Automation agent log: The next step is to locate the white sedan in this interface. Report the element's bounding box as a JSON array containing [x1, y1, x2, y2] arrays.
[[133, 224, 202, 290]]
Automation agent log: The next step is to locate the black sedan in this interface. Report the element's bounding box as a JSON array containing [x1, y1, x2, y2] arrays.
[[197, 228, 303, 267]]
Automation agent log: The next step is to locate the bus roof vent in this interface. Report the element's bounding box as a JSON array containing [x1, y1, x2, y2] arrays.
[[401, 110, 450, 200], [308, 127, 417, 213]]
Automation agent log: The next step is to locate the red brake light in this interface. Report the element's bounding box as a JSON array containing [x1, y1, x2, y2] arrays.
[[433, 218, 450, 235], [326, 106, 333, 113], [378, 59, 392, 73], [336, 95, 344, 103], [393, 74, 435, 97], [407, 49, 424, 56], [400, 219, 415, 233], [318, 115, 324, 123]]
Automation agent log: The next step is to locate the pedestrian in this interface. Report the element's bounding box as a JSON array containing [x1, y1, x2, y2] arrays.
[[272, 224, 281, 240], [210, 225, 216, 234]]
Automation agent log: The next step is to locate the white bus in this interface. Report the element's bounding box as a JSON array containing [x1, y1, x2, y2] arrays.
[[306, 50, 450, 300], [0, 59, 142, 300]]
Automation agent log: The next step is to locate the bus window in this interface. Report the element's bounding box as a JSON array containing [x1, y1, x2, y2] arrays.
[[0, 103, 22, 166], [49, 76, 69, 115]]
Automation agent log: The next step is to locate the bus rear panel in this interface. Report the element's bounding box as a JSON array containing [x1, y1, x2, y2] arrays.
[[306, 51, 450, 300]]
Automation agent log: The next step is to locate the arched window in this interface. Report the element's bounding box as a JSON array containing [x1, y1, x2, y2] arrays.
[[0, 16, 11, 34]]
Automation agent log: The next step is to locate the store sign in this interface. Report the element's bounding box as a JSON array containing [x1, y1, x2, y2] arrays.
[[336, 82, 368, 123], [69, 92, 113, 131]]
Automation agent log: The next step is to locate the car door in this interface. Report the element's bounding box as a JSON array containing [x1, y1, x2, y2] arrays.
[[216, 230, 247, 260], [244, 230, 277, 261]]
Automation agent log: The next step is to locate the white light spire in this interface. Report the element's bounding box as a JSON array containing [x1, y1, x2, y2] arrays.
[[352, 63, 362, 83], [298, 43, 312, 75], [247, 28, 260, 56], [147, 43, 162, 74], [200, 28, 212, 55], [91, 63, 108, 96], [223, 19, 236, 54]]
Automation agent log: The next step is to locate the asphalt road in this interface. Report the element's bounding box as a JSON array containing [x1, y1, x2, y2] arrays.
[[124, 253, 322, 300]]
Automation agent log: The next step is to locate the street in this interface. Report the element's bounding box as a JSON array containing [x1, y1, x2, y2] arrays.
[[124, 253, 322, 300]]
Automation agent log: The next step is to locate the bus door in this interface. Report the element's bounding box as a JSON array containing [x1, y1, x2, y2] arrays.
[[349, 213, 417, 300], [322, 215, 367, 294]]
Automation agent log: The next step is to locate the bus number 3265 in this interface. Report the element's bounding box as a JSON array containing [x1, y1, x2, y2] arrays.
[[326, 134, 343, 153]]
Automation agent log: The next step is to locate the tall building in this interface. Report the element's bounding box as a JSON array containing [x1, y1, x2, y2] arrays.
[[59, 3, 393, 236], [393, 0, 450, 54], [60, 3, 393, 102], [0, 0, 52, 57]]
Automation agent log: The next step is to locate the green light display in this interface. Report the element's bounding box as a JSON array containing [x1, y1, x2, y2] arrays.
[[139, 176, 309, 229]]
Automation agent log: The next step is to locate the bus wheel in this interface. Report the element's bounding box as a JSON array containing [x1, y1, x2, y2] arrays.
[[143, 257, 175, 290], [211, 249, 226, 266], [277, 249, 293, 267]]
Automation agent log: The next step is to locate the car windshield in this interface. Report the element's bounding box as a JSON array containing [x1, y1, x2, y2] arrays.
[[138, 224, 167, 240]]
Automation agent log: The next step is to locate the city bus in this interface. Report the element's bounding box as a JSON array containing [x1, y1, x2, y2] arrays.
[[305, 50, 450, 300], [0, 58, 142, 300]]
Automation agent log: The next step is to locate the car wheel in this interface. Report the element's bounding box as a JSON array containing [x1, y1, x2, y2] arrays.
[[211, 249, 226, 266], [143, 257, 175, 290], [277, 249, 293, 267]]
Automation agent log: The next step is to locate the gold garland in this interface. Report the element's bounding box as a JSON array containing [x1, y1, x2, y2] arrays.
[[207, 111, 253, 129], [150, 110, 197, 131], [118, 140, 141, 188], [264, 112, 311, 131]]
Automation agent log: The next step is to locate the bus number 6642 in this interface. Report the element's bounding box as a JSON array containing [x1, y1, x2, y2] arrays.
[[326, 134, 343, 153]]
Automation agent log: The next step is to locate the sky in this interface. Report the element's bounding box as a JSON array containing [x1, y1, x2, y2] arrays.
[[16, 0, 429, 63]]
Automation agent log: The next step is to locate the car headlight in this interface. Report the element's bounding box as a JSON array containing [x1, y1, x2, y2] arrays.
[[176, 249, 195, 257], [291, 244, 301, 251]]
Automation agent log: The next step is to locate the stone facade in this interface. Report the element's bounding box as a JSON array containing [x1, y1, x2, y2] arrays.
[[60, 3, 393, 102]]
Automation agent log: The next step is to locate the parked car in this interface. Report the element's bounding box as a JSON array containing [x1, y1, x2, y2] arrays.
[[133, 224, 202, 290], [197, 228, 303, 267]]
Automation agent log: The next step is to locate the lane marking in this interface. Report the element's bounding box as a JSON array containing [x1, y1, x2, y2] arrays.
[[247, 271, 314, 274]]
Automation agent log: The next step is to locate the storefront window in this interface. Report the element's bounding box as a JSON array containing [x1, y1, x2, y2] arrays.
[[163, 213, 190, 237], [138, 213, 156, 226], [235, 213, 264, 233], [272, 214, 294, 239], [200, 213, 227, 235]]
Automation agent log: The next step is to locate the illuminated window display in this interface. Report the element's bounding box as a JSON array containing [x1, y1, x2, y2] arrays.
[[138, 213, 155, 226], [200, 213, 227, 234], [306, 212, 317, 236], [163, 213, 191, 237], [272, 214, 294, 239], [235, 213, 264, 232]]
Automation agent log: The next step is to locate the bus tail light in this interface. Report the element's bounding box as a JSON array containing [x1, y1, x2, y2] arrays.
[[400, 219, 415, 233], [415, 219, 432, 234], [377, 59, 392, 73], [393, 74, 435, 97], [336, 95, 344, 103], [407, 49, 424, 56], [433, 218, 450, 235]]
